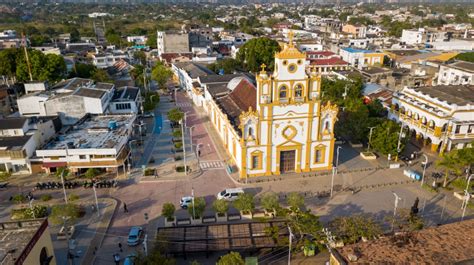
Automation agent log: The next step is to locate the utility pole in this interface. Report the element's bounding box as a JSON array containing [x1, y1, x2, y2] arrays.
[[61, 170, 68, 204], [181, 118, 187, 175], [335, 146, 342, 174], [22, 32, 33, 82], [144, 212, 149, 256], [189, 126, 195, 154], [191, 187, 196, 220], [461, 174, 473, 221], [93, 183, 100, 217], [395, 124, 405, 161], [330, 166, 336, 198]]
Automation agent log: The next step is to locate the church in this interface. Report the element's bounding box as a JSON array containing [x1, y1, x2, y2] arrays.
[[175, 33, 339, 179]]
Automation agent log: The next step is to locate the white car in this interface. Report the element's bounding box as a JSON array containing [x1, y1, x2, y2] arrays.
[[216, 188, 244, 201], [180, 196, 193, 209]]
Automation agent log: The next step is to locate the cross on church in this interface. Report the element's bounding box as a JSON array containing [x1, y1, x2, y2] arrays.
[[288, 30, 294, 46], [260, 63, 266, 72]]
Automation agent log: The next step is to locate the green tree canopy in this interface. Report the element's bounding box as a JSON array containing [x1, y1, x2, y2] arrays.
[[260, 192, 279, 211], [455, 52, 474, 63], [233, 193, 255, 213], [151, 61, 173, 89], [212, 199, 229, 215], [188, 197, 206, 219], [286, 192, 304, 212], [370, 120, 405, 156], [328, 215, 383, 244], [436, 143, 474, 187], [162, 203, 176, 220], [236, 37, 281, 72], [167, 108, 184, 123], [49, 203, 82, 225], [208, 58, 240, 74], [217, 252, 244, 265]]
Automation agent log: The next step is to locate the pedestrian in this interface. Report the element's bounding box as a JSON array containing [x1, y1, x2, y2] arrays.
[[113, 253, 120, 265], [118, 242, 123, 252], [197, 149, 201, 157], [123, 203, 128, 213]]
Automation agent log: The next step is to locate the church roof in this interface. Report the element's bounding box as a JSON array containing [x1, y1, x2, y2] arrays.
[[216, 78, 256, 134], [275, 31, 306, 60]]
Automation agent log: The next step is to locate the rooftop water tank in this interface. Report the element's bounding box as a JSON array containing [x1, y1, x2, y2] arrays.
[[108, 120, 118, 130]]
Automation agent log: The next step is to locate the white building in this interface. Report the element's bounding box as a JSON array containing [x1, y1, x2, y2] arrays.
[[17, 78, 116, 125], [430, 40, 474, 51], [126, 36, 147, 45], [401, 28, 447, 45], [389, 85, 474, 153], [438, 61, 474, 86], [0, 117, 59, 174], [109, 87, 142, 114], [36, 114, 135, 174], [156, 31, 190, 56], [92, 52, 129, 69]]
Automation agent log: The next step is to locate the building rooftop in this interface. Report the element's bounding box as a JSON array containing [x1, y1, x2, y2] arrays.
[[0, 135, 32, 150], [0, 219, 47, 265], [173, 62, 215, 79], [199, 74, 242, 84], [206, 83, 229, 98], [42, 114, 135, 150], [310, 57, 349, 66], [74, 87, 105, 99], [412, 85, 474, 106], [341, 47, 376, 54], [0, 117, 27, 130], [112, 86, 139, 101], [334, 219, 474, 264], [51, 78, 93, 91], [447, 60, 474, 73]]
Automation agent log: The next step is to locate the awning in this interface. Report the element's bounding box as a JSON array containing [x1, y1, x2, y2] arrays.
[[42, 162, 67, 168]]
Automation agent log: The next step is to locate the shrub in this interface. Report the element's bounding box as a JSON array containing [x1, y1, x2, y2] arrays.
[[233, 193, 255, 213], [11, 194, 27, 204], [172, 130, 182, 138], [11, 205, 48, 220], [40, 194, 52, 202], [174, 142, 183, 149], [450, 178, 470, 190], [217, 252, 244, 265], [85, 168, 100, 179], [261, 192, 279, 211], [167, 108, 184, 123], [176, 166, 185, 172], [68, 194, 80, 202], [49, 204, 84, 225], [287, 192, 304, 212], [162, 203, 176, 221], [144, 168, 155, 176], [188, 197, 206, 219], [0, 171, 11, 181], [212, 199, 229, 216], [55, 167, 70, 178]]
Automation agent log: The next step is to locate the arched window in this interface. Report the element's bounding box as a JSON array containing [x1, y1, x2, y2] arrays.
[[279, 85, 288, 99], [294, 84, 303, 98], [324, 120, 331, 133], [248, 127, 253, 137]]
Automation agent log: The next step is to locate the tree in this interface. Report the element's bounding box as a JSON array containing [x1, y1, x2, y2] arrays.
[[143, 91, 160, 112], [436, 144, 473, 187], [261, 192, 279, 211], [287, 192, 304, 212], [162, 203, 176, 221], [146, 32, 157, 49], [370, 120, 404, 156], [55, 167, 70, 178], [134, 50, 147, 65], [167, 108, 184, 123], [328, 215, 383, 244], [217, 252, 244, 265], [6, 48, 66, 82], [70, 63, 97, 78], [208, 58, 240, 74], [236, 37, 281, 72], [212, 199, 229, 216], [151, 61, 173, 89], [233, 193, 255, 213], [286, 210, 324, 249], [84, 168, 100, 179], [188, 197, 206, 219], [455, 52, 474, 63], [91, 68, 112, 82], [70, 28, 80, 42]]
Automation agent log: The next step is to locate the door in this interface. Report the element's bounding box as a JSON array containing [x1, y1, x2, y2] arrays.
[[280, 150, 296, 173]]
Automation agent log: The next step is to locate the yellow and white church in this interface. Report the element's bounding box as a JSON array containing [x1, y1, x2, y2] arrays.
[[202, 34, 339, 179]]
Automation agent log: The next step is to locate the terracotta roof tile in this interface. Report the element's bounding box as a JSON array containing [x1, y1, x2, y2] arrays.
[[309, 57, 349, 66]]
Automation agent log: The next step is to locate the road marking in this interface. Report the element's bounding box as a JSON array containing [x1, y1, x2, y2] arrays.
[[176, 103, 192, 107], [200, 160, 225, 170]]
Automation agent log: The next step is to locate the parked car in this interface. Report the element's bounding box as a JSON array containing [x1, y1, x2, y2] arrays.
[[216, 188, 244, 201], [124, 253, 137, 265], [180, 196, 193, 209], [127, 226, 143, 246], [143, 112, 155, 118]]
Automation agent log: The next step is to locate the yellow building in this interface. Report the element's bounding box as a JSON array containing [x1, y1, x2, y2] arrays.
[[0, 219, 56, 265], [205, 32, 338, 179]]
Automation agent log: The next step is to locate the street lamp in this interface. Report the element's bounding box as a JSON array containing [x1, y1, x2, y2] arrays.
[[188, 125, 195, 154], [420, 154, 428, 187], [335, 146, 342, 169], [60, 170, 68, 204], [367, 126, 376, 152], [461, 174, 473, 220], [391, 192, 402, 232], [180, 118, 187, 175], [93, 183, 100, 217], [29, 198, 35, 219], [395, 124, 406, 161]]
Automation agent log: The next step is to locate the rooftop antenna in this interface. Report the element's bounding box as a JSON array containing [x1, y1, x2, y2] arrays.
[[22, 32, 33, 82]]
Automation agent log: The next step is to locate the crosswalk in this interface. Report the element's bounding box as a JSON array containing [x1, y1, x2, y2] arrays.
[[200, 160, 226, 170], [176, 102, 192, 108]]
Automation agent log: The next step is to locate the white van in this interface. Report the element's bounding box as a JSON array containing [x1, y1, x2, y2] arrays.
[[216, 188, 244, 201]]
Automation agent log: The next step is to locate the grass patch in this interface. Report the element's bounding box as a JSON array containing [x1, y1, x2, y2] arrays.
[[11, 194, 27, 204], [11, 205, 48, 220], [0, 171, 11, 181], [174, 142, 183, 149], [144, 168, 155, 176], [422, 183, 438, 193], [68, 194, 80, 202], [450, 178, 471, 191], [40, 194, 52, 202]]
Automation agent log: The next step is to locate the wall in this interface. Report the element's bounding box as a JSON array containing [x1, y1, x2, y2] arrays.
[[22, 225, 57, 265], [44, 95, 86, 125], [18, 96, 47, 116]]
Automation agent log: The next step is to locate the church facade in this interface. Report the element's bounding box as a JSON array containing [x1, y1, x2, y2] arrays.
[[177, 34, 338, 180]]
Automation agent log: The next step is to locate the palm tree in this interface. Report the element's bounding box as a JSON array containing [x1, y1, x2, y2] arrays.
[[436, 152, 462, 187]]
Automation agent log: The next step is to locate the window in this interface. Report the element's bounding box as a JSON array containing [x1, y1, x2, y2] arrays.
[[314, 146, 326, 164], [288, 63, 297, 73], [294, 84, 303, 98], [455, 125, 461, 134], [79, 155, 86, 159], [279, 85, 288, 99], [250, 152, 262, 170], [116, 103, 131, 110], [468, 124, 474, 134], [248, 127, 253, 138]]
